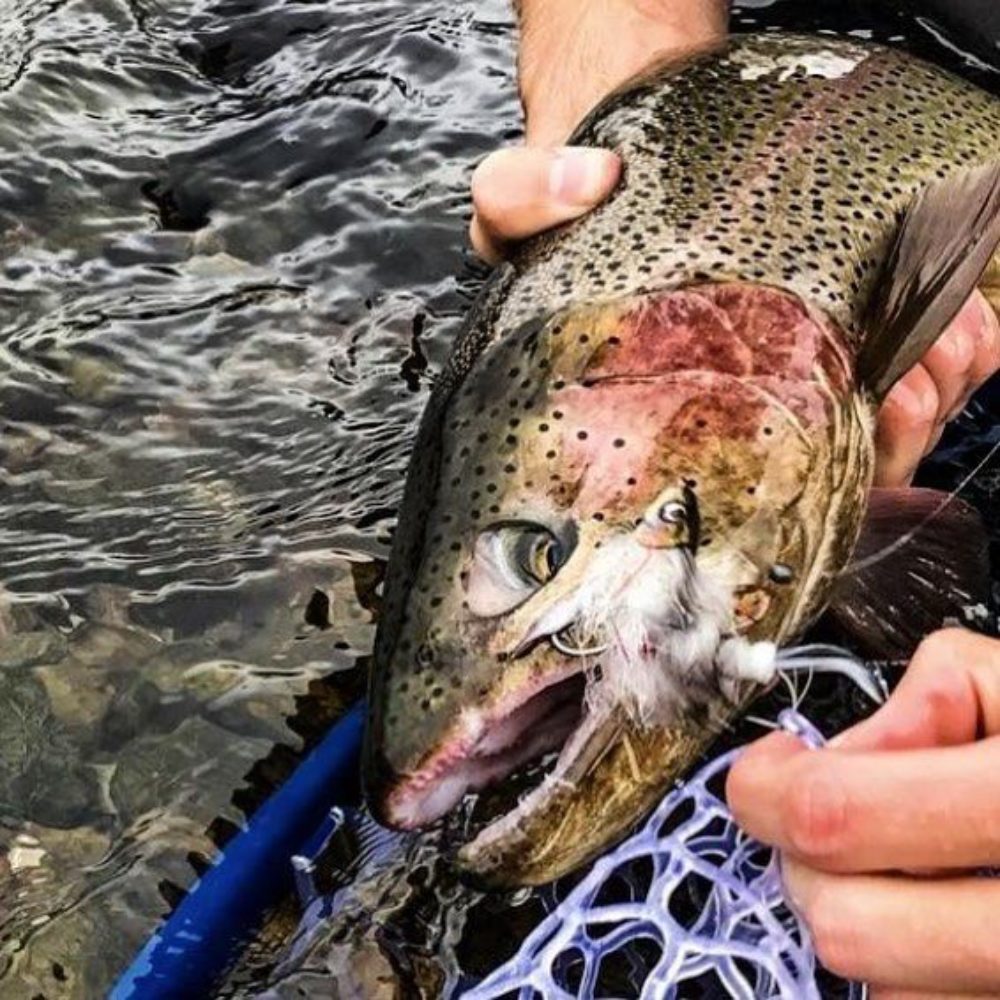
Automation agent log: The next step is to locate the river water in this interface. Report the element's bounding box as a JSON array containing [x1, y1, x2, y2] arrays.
[[0, 1, 996, 997]]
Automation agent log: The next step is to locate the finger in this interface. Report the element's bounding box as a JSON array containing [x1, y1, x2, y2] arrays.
[[728, 731, 1000, 872], [469, 146, 621, 263], [834, 629, 1000, 752], [965, 290, 1000, 395], [874, 363, 940, 487], [920, 293, 1000, 425], [917, 304, 977, 421], [782, 859, 1000, 993]]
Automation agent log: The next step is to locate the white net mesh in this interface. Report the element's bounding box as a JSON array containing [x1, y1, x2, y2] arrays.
[[462, 709, 859, 1000]]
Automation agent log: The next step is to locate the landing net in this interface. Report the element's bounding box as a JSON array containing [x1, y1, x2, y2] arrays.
[[462, 709, 860, 1000]]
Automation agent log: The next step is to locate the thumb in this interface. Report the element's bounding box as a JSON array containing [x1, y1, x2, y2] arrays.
[[470, 146, 620, 263]]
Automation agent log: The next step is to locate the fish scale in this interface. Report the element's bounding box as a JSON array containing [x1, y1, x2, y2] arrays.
[[500, 34, 1000, 342]]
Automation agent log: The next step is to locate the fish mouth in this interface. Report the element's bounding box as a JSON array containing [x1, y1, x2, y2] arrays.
[[378, 542, 711, 845], [376, 542, 742, 872], [379, 660, 595, 832]]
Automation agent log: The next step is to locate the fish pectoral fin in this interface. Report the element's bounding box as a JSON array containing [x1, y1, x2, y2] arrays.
[[823, 488, 991, 662], [858, 162, 1000, 401]]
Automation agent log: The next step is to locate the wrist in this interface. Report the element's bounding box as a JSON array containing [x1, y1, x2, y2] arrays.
[[518, 0, 728, 144]]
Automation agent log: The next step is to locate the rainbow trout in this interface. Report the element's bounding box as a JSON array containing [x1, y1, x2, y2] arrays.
[[364, 33, 1000, 886]]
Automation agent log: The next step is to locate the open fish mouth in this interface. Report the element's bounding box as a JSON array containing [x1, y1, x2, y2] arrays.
[[380, 657, 597, 833], [378, 600, 879, 865], [377, 541, 818, 852], [382, 623, 710, 846]]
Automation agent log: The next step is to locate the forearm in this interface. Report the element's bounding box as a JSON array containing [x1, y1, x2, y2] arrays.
[[517, 0, 729, 143]]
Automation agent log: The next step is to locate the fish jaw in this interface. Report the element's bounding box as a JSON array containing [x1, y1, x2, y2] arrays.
[[372, 650, 741, 886], [456, 707, 718, 886], [369, 660, 588, 830], [370, 536, 777, 885]]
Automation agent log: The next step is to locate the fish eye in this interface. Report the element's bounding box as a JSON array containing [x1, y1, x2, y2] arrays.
[[505, 526, 563, 586], [658, 500, 687, 524], [465, 523, 567, 617], [518, 531, 562, 584]]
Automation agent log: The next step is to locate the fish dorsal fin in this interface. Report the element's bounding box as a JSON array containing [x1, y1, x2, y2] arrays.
[[858, 163, 1000, 401], [823, 488, 991, 660]]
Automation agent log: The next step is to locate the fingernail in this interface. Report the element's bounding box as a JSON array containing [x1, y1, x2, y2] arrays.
[[548, 148, 619, 206], [779, 854, 808, 917], [942, 323, 974, 367], [977, 294, 999, 344], [883, 378, 917, 413]]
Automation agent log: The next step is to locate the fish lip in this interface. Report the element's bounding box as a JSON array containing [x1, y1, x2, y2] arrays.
[[455, 701, 621, 875], [379, 660, 589, 831]]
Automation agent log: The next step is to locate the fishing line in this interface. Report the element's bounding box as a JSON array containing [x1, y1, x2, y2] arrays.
[[849, 429, 1000, 574], [745, 714, 782, 731]]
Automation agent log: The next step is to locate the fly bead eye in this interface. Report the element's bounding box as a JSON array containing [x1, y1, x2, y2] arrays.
[[658, 501, 687, 524]]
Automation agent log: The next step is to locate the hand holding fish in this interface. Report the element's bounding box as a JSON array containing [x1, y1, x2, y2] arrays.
[[728, 628, 1000, 996], [470, 0, 1000, 488]]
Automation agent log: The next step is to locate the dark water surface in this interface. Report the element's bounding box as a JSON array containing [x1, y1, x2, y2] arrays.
[[0, 1, 996, 997]]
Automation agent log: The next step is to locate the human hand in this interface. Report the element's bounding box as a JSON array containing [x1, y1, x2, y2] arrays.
[[473, 0, 1000, 488], [726, 629, 1000, 997], [470, 0, 726, 259]]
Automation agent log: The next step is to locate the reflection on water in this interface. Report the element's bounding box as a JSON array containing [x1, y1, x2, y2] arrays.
[[0, 0, 515, 994], [0, 1, 996, 996]]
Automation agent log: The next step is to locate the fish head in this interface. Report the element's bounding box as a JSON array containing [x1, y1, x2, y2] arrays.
[[365, 283, 869, 883]]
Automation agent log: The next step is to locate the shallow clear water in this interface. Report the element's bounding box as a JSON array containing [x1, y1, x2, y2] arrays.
[[0, 1, 996, 997]]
